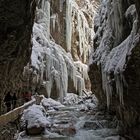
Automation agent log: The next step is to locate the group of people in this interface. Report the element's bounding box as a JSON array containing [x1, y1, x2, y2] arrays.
[[4, 91, 32, 112], [4, 92, 17, 112]]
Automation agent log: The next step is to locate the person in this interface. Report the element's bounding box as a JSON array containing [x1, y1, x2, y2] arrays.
[[11, 93, 17, 109], [4, 92, 12, 112], [24, 92, 32, 102]]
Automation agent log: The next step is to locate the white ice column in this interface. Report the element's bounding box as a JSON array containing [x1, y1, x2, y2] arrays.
[[66, 0, 72, 52]]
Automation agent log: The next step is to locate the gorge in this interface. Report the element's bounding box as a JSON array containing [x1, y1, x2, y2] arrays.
[[0, 0, 140, 139]]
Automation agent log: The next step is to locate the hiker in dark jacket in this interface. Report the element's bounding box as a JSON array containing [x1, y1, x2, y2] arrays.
[[12, 93, 17, 109], [24, 92, 32, 102], [4, 92, 12, 112]]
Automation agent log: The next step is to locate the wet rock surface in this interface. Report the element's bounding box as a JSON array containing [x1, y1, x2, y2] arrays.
[[18, 96, 125, 140], [27, 127, 45, 136]]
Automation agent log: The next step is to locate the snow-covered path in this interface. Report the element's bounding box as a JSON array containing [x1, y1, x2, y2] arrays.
[[17, 95, 125, 140]]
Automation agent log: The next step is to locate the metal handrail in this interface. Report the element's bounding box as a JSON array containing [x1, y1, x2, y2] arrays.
[[1, 98, 25, 114]]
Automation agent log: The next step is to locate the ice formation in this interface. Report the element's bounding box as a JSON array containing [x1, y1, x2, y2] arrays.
[[36, 0, 51, 40], [31, 22, 87, 101], [32, 23, 73, 101], [71, 0, 98, 63], [66, 0, 72, 52], [30, 0, 92, 102], [22, 0, 99, 102], [74, 61, 89, 80], [90, 0, 139, 108], [48, 0, 98, 63], [21, 104, 50, 129]]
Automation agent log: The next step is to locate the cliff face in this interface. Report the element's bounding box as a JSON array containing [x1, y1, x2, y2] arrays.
[[89, 0, 140, 138], [22, 0, 99, 100], [49, 0, 99, 64], [0, 0, 36, 106]]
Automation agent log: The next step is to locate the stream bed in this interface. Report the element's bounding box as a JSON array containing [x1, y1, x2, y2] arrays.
[[17, 95, 125, 140]]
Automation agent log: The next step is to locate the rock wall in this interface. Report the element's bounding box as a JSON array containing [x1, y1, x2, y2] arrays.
[[88, 0, 140, 139], [50, 0, 67, 50], [49, 0, 99, 64], [71, 0, 99, 63], [23, 0, 86, 101], [0, 0, 36, 113], [23, 0, 99, 100]]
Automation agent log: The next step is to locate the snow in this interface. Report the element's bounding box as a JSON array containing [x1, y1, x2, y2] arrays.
[[125, 4, 136, 18], [31, 22, 75, 101], [44, 129, 66, 139], [41, 96, 65, 109], [63, 93, 97, 111], [24, 0, 99, 103], [76, 75, 85, 96], [74, 61, 89, 80], [17, 94, 123, 140], [63, 93, 80, 105], [71, 0, 95, 63], [36, 0, 50, 40], [89, 0, 139, 108], [30, 0, 89, 100], [21, 104, 50, 129]]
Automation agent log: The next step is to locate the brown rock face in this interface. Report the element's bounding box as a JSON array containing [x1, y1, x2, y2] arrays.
[[0, 0, 36, 111], [89, 0, 140, 139], [22, 0, 99, 99], [50, 0, 67, 51], [26, 126, 44, 135]]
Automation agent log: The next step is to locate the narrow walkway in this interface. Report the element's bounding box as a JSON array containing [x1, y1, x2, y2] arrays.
[[0, 95, 41, 126], [18, 96, 125, 140]]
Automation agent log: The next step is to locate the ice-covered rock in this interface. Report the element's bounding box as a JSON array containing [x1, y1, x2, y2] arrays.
[[63, 93, 80, 105], [88, 0, 140, 138], [21, 104, 50, 135], [41, 96, 65, 110]]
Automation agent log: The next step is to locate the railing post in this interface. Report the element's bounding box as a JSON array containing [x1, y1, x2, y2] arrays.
[[34, 95, 43, 105], [0, 97, 1, 115]]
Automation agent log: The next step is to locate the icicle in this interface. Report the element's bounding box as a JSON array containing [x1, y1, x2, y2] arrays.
[[40, 0, 50, 40], [76, 75, 85, 96], [51, 14, 56, 31], [66, 0, 72, 52], [59, 0, 65, 12], [115, 74, 124, 105], [30, 0, 92, 103], [101, 69, 112, 109], [90, 0, 138, 108], [74, 61, 89, 80], [45, 81, 52, 98], [71, 0, 92, 63]]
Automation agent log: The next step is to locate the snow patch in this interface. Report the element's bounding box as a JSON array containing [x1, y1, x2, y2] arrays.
[[21, 104, 50, 129]]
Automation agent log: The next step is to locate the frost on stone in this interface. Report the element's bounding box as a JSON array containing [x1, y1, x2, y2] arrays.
[[31, 22, 85, 101], [89, 0, 139, 108], [30, 0, 88, 102], [36, 0, 50, 40], [63, 93, 79, 105], [71, 0, 97, 63], [41, 96, 65, 109], [74, 61, 89, 80], [32, 23, 71, 101], [21, 104, 50, 129]]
